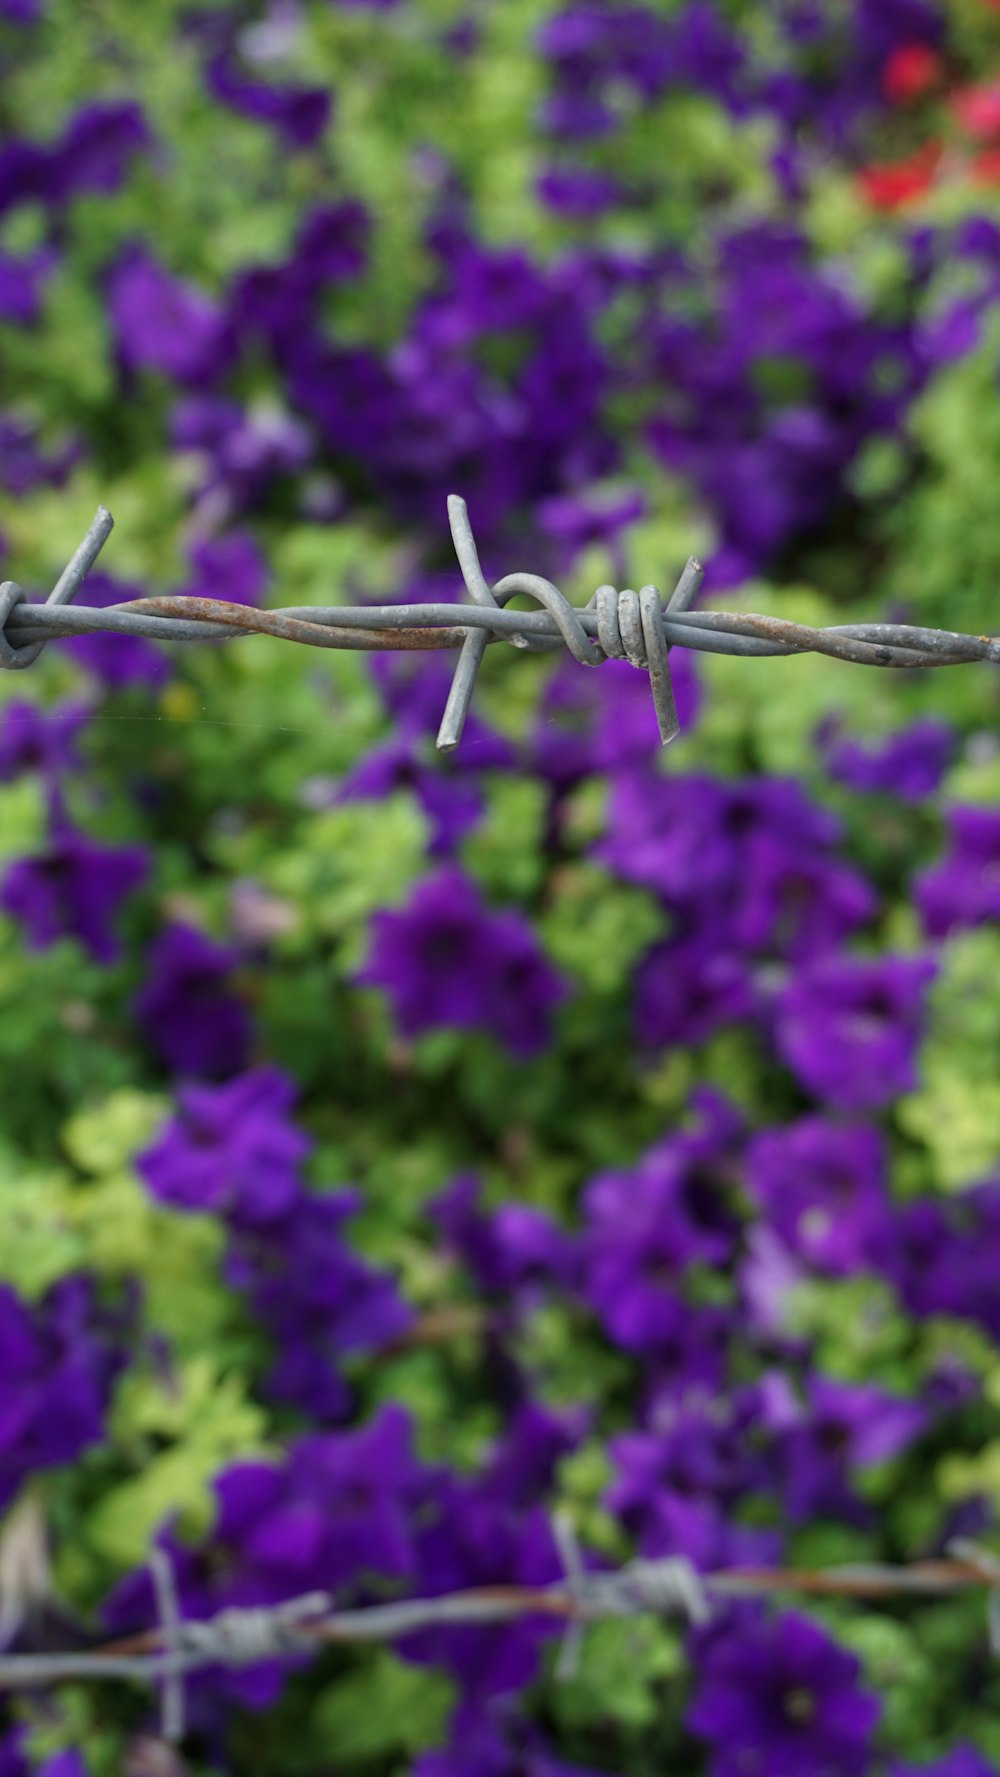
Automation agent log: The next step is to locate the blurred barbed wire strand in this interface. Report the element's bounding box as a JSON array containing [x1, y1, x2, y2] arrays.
[[2, 1538, 1000, 1701]]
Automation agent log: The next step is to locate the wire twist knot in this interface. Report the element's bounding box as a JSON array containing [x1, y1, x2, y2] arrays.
[[582, 1556, 711, 1626], [437, 495, 702, 752], [0, 508, 114, 672], [179, 1593, 330, 1665]]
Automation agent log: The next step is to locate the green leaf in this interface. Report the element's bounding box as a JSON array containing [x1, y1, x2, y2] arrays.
[[85, 1357, 270, 1566], [267, 793, 429, 968], [549, 1618, 684, 1732], [61, 1088, 169, 1176], [462, 774, 548, 897], [0, 1165, 86, 1299], [898, 929, 1000, 1187], [539, 863, 666, 994], [311, 1650, 454, 1761]]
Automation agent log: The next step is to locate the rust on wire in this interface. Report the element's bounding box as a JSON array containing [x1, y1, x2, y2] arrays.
[[129, 597, 470, 654], [2, 1542, 1000, 1698], [2, 499, 1000, 755]]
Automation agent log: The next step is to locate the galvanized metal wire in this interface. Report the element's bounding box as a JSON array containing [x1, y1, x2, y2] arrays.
[[4, 498, 999, 752], [2, 1537, 1000, 1748]]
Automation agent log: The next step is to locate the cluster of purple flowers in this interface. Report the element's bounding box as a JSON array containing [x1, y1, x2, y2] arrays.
[[537, 0, 942, 148], [0, 1276, 129, 1516], [101, 1397, 586, 1756], [357, 865, 570, 1059], [589, 763, 941, 1108], [137, 1066, 412, 1418]]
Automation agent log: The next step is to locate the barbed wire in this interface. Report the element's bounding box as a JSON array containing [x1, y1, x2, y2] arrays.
[[3, 497, 998, 752], [2, 1531, 1000, 1745]]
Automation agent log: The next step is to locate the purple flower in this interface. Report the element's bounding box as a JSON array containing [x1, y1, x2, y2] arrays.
[[738, 1226, 810, 1337], [822, 716, 955, 800], [745, 1117, 892, 1274], [179, 530, 269, 607], [429, 1172, 577, 1299], [0, 1731, 27, 1777], [225, 1189, 413, 1418], [536, 483, 645, 572], [405, 1475, 562, 1700], [170, 391, 313, 515], [137, 1067, 307, 1225], [478, 1399, 588, 1511], [0, 698, 89, 783], [413, 1711, 612, 1777], [0, 248, 52, 324], [0, 1729, 26, 1777], [336, 737, 486, 857], [0, 141, 50, 217], [0, 1276, 127, 1512], [47, 101, 151, 202], [535, 166, 623, 218], [357, 866, 569, 1058], [635, 216, 922, 572], [635, 930, 757, 1050], [607, 1388, 782, 1571], [766, 1374, 925, 1523], [595, 769, 735, 902], [0, 103, 149, 216], [0, 1737, 92, 1777], [205, 50, 331, 148], [597, 772, 853, 960], [915, 806, 1000, 937], [537, 2, 746, 126], [891, 1183, 1000, 1341], [0, 818, 147, 963], [580, 1089, 745, 1355], [0, 415, 80, 496], [132, 922, 253, 1079], [772, 951, 936, 1109], [733, 830, 875, 962], [890, 1747, 1000, 1777], [687, 1608, 881, 1777], [109, 245, 225, 384], [368, 652, 518, 764], [104, 1406, 426, 1709], [532, 652, 701, 786], [229, 199, 370, 351], [139, 1059, 413, 1414], [31, 1756, 88, 1777]]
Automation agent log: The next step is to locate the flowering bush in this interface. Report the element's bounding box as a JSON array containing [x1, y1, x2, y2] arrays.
[[4, 1, 1000, 1773]]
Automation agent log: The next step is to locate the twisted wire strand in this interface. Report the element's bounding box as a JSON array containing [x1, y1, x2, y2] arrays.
[[1, 1544, 999, 1701], [3, 500, 999, 752]]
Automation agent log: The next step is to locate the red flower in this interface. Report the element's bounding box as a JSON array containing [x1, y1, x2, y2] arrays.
[[971, 146, 1000, 182], [856, 143, 942, 210], [950, 82, 1000, 139], [882, 43, 941, 105]]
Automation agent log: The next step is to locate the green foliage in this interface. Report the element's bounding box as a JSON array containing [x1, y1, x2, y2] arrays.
[[539, 862, 667, 994], [218, 792, 428, 970], [883, 311, 1000, 632], [61, 1088, 167, 1176], [463, 775, 549, 898], [311, 1651, 455, 1763], [82, 1357, 270, 1568], [899, 929, 1000, 1188], [549, 1618, 685, 1732]]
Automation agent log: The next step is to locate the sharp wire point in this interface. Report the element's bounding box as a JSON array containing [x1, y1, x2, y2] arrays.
[[0, 496, 995, 750]]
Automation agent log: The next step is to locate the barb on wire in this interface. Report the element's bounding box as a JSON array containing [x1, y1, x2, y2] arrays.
[[3, 1540, 1000, 1731], [2, 497, 998, 753]]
